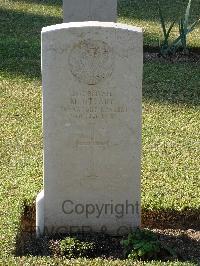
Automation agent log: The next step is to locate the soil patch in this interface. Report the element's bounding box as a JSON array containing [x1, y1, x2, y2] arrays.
[[15, 204, 200, 263], [144, 52, 200, 63]]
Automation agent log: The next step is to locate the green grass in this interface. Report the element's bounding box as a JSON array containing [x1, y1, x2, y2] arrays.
[[118, 0, 200, 48], [0, 0, 200, 264], [142, 62, 200, 210], [0, 258, 197, 266]]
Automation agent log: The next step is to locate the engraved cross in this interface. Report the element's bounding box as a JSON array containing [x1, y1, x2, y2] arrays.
[[76, 123, 108, 177]]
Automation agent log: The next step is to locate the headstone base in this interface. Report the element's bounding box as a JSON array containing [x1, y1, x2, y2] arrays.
[[36, 190, 44, 237]]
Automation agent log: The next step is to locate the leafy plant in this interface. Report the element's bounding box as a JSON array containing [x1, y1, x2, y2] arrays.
[[121, 229, 175, 260], [177, 0, 200, 53], [60, 237, 95, 259], [158, 0, 200, 56], [157, 0, 176, 56]]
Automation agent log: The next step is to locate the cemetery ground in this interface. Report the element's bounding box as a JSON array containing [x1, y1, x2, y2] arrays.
[[0, 0, 199, 265]]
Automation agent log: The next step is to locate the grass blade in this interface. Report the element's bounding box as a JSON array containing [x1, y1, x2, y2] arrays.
[[187, 18, 200, 33], [166, 20, 176, 39], [158, 0, 167, 38], [184, 0, 192, 31], [170, 35, 182, 49]]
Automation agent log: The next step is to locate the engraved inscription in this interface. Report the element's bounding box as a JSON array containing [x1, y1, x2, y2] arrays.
[[76, 123, 109, 177], [66, 88, 128, 120], [69, 40, 113, 85]]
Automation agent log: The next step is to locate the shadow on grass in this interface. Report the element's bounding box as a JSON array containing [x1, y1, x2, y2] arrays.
[[13, 0, 62, 6], [0, 7, 199, 106], [118, 0, 200, 23], [0, 7, 61, 78], [118, 0, 200, 51], [142, 209, 200, 230], [143, 61, 200, 106], [15, 203, 200, 261]]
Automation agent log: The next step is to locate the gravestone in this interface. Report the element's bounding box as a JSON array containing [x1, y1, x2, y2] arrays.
[[63, 0, 117, 22], [36, 21, 143, 236]]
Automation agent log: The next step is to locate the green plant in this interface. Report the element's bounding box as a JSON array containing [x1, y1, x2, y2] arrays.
[[121, 229, 175, 260], [177, 0, 200, 53], [157, 0, 176, 56], [158, 0, 200, 56], [59, 237, 95, 258], [1, 0, 200, 264], [121, 229, 160, 260]]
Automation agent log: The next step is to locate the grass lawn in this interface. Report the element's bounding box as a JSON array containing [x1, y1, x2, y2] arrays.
[[118, 0, 200, 49], [0, 0, 199, 265]]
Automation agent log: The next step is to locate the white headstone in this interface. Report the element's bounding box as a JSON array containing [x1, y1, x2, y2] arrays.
[[36, 22, 143, 236], [63, 0, 117, 23]]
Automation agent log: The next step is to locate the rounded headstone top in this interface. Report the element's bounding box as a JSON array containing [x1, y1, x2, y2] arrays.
[[42, 21, 142, 34]]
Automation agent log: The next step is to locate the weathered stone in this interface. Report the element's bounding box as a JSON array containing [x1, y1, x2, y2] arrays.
[[36, 22, 143, 236], [63, 0, 117, 22]]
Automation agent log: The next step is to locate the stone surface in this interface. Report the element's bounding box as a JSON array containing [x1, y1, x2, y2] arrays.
[[63, 0, 117, 22], [36, 190, 44, 236], [37, 22, 143, 236]]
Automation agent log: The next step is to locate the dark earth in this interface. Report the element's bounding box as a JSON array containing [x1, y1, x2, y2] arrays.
[[15, 50, 200, 263], [144, 51, 200, 63], [15, 203, 200, 263]]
